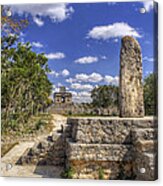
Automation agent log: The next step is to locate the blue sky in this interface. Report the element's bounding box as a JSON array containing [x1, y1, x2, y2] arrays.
[[8, 1, 156, 103]]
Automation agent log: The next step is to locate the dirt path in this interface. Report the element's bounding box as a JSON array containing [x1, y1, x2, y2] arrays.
[[1, 114, 67, 178]]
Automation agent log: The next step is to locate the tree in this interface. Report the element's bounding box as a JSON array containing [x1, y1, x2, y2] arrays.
[[91, 85, 119, 108], [1, 36, 52, 131], [1, 5, 28, 35], [1, 6, 53, 132], [143, 73, 157, 116]]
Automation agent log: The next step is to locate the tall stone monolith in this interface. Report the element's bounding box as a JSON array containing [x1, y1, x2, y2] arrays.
[[119, 36, 144, 117]]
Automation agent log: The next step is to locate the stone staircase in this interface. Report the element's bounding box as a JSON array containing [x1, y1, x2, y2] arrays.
[[17, 120, 72, 167], [132, 127, 158, 180]]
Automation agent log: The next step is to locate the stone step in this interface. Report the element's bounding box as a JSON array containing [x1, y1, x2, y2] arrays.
[[133, 152, 157, 181], [132, 128, 158, 141], [134, 140, 157, 153]]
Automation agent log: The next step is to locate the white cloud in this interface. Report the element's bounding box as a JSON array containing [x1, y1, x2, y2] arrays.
[[113, 38, 119, 43], [33, 17, 44, 26], [75, 73, 103, 83], [66, 78, 75, 84], [32, 41, 43, 48], [104, 75, 119, 85], [71, 83, 94, 91], [87, 22, 141, 40], [143, 56, 154, 62], [52, 87, 60, 94], [45, 52, 65, 60], [61, 69, 70, 77], [101, 56, 107, 60], [75, 56, 98, 64], [47, 70, 59, 77], [20, 32, 26, 37], [67, 73, 120, 86], [48, 69, 70, 77], [10, 3, 74, 26], [145, 70, 153, 75], [142, 1, 153, 12]]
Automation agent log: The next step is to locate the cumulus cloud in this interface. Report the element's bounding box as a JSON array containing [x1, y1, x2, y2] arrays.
[[48, 69, 70, 77], [142, 1, 153, 12], [71, 83, 94, 91], [145, 70, 153, 76], [32, 41, 43, 48], [143, 56, 154, 62], [113, 38, 119, 43], [45, 52, 65, 60], [75, 73, 103, 83], [66, 73, 119, 85], [61, 69, 70, 77], [66, 78, 75, 84], [10, 3, 74, 26], [47, 70, 59, 77], [87, 22, 141, 40], [104, 75, 119, 85], [66, 72, 120, 88], [101, 56, 107, 60], [33, 17, 44, 26], [75, 56, 98, 64]]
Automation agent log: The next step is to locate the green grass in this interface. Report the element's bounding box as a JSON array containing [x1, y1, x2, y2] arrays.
[[1, 113, 54, 139], [98, 167, 105, 180], [61, 167, 75, 179], [65, 114, 115, 117]]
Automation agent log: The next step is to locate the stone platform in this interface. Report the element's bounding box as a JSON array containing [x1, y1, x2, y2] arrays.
[[65, 116, 158, 180]]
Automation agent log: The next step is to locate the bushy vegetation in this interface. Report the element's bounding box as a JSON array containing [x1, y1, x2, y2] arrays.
[[61, 167, 75, 179], [91, 85, 119, 108], [98, 167, 105, 179], [143, 73, 157, 116], [1, 6, 53, 134], [91, 75, 157, 116]]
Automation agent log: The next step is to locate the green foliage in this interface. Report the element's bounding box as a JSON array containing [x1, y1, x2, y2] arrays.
[[35, 119, 46, 130], [98, 167, 104, 180], [91, 85, 119, 108], [68, 110, 72, 115], [143, 73, 157, 115], [1, 5, 28, 35], [1, 35, 52, 133], [61, 167, 75, 179]]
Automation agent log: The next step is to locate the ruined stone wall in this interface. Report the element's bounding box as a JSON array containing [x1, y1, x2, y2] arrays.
[[49, 104, 118, 116], [69, 117, 155, 144], [66, 117, 158, 180], [18, 123, 72, 167]]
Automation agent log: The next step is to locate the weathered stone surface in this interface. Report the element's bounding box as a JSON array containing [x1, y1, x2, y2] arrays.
[[68, 160, 133, 180], [66, 142, 132, 162], [49, 103, 118, 116], [119, 36, 144, 117], [66, 116, 157, 180], [69, 117, 155, 144], [133, 152, 157, 181]]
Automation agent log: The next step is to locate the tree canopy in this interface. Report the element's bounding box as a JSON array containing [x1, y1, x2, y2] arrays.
[[91, 85, 119, 108], [143, 73, 157, 116], [91, 75, 157, 116], [1, 36, 52, 132]]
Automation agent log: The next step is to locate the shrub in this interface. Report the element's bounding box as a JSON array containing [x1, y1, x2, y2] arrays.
[[98, 167, 104, 180], [61, 167, 75, 179], [35, 119, 46, 130]]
